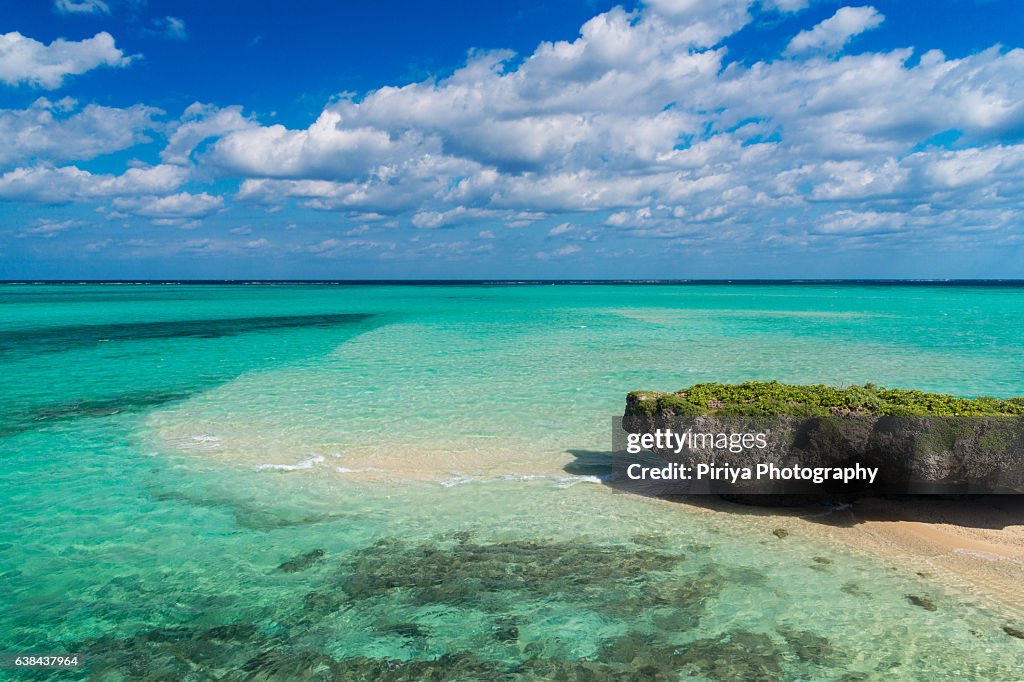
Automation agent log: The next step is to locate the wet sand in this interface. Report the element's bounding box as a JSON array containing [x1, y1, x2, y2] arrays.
[[836, 497, 1024, 616], [686, 495, 1024, 618]]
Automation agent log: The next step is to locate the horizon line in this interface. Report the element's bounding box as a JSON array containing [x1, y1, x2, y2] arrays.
[[4, 278, 1024, 286]]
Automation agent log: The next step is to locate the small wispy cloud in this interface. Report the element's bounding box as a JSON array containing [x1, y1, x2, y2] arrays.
[[785, 6, 884, 55], [536, 244, 582, 260], [143, 16, 187, 41], [54, 0, 110, 15], [17, 218, 85, 238], [159, 16, 187, 41]]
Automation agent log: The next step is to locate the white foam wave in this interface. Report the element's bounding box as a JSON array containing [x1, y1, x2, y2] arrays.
[[551, 474, 608, 488], [439, 472, 608, 488], [253, 455, 325, 472], [440, 475, 480, 488]]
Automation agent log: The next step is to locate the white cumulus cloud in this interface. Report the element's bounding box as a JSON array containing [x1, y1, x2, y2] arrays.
[[0, 98, 161, 168], [162, 103, 255, 165], [1, 0, 1021, 257], [111, 192, 224, 219], [0, 164, 188, 204], [0, 31, 134, 89]]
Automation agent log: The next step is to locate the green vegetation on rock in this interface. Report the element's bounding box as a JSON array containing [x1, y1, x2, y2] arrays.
[[627, 381, 1024, 417]]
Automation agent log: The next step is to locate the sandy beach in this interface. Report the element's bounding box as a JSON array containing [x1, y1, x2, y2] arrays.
[[837, 497, 1024, 617], [686, 495, 1024, 621]]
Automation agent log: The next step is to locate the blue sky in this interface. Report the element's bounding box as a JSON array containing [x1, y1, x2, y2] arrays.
[[1, 0, 1022, 279]]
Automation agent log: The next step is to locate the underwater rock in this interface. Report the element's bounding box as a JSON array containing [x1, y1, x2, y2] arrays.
[[298, 589, 350, 622], [597, 633, 661, 666], [438, 529, 475, 544], [772, 528, 790, 539], [278, 548, 326, 573], [777, 626, 840, 665], [386, 623, 429, 639], [337, 538, 683, 608], [599, 562, 757, 626], [75, 618, 824, 682], [493, 624, 519, 642], [76, 621, 267, 679], [235, 648, 340, 681], [906, 594, 938, 611], [514, 656, 654, 681], [1002, 625, 1024, 639], [841, 582, 869, 597], [491, 616, 520, 643], [204, 623, 261, 642], [329, 652, 503, 681], [673, 630, 784, 681], [630, 532, 669, 547]]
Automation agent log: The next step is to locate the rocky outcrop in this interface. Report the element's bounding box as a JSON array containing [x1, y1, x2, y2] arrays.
[[619, 382, 1024, 503]]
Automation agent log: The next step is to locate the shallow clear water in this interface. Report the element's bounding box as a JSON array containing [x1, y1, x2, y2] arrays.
[[2, 283, 1024, 680]]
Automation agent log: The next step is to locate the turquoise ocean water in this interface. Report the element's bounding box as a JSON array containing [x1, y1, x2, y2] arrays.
[[2, 283, 1024, 680]]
